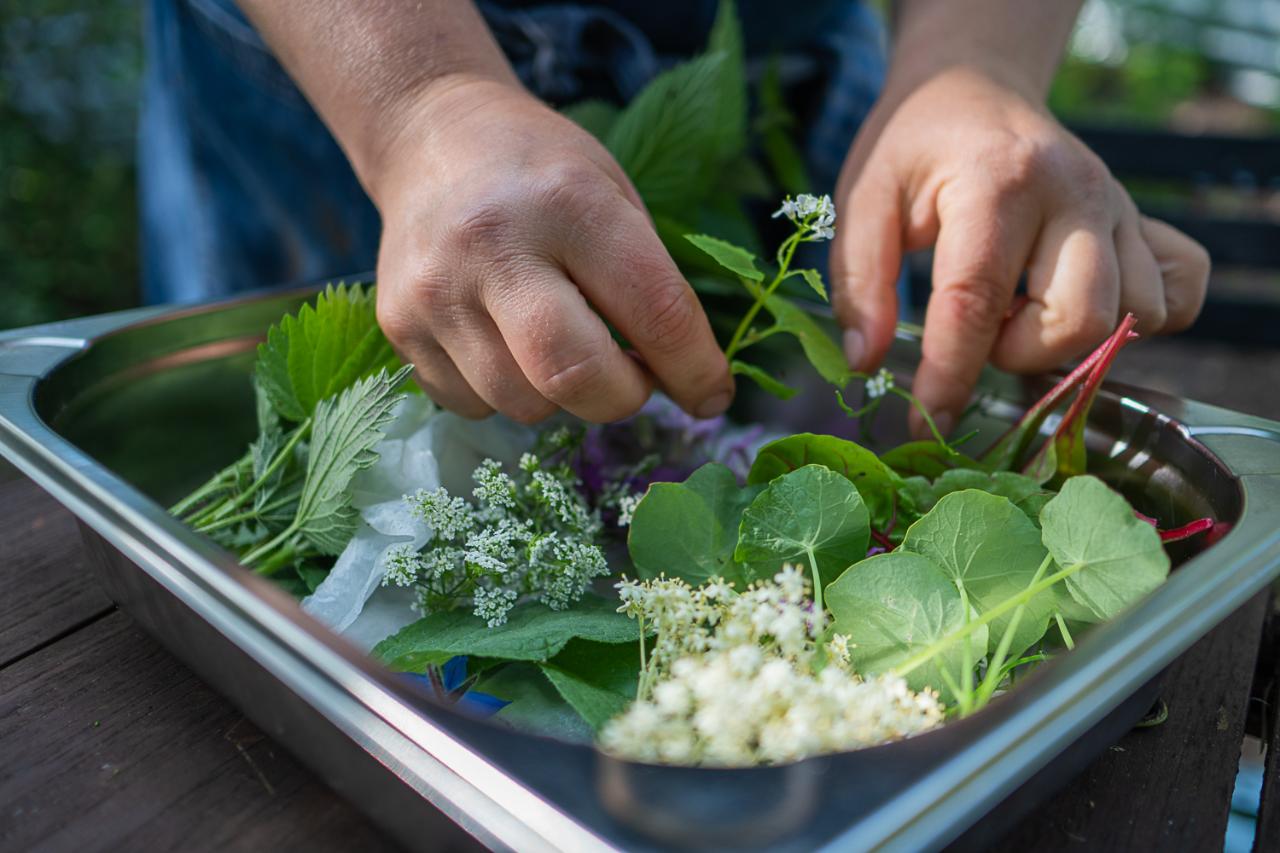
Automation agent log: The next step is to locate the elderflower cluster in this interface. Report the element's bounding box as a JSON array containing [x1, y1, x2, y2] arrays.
[[382, 454, 608, 626], [602, 568, 943, 766], [772, 193, 837, 241], [865, 367, 895, 400]]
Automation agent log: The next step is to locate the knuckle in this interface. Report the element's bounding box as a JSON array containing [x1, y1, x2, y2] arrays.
[[985, 134, 1046, 197], [936, 277, 1009, 333], [635, 280, 700, 354], [1050, 303, 1114, 353], [528, 344, 609, 404], [448, 200, 522, 258]]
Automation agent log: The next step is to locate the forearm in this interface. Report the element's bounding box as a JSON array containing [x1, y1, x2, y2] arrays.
[[888, 0, 1082, 101], [236, 1, 519, 197]]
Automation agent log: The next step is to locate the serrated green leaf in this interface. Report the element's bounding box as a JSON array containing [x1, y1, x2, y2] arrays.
[[628, 462, 761, 586], [294, 365, 411, 554], [731, 359, 798, 399], [684, 234, 763, 282], [762, 294, 852, 387], [795, 269, 828, 302], [255, 283, 401, 423], [373, 596, 638, 672]]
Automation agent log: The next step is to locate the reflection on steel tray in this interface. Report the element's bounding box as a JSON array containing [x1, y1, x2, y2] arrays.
[[2, 285, 1279, 852]]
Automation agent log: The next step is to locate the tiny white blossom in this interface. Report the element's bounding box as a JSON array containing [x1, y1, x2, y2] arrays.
[[771, 193, 837, 242], [865, 368, 895, 400], [616, 493, 641, 527]]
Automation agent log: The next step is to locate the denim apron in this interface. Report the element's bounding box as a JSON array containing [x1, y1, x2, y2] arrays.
[[138, 0, 887, 303]]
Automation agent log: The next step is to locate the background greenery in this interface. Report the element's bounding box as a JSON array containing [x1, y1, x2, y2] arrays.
[[2, 0, 1276, 332]]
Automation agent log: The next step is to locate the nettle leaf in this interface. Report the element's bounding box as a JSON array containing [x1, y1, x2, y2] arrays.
[[763, 295, 852, 387], [734, 465, 869, 591], [476, 664, 595, 743], [684, 234, 764, 282], [826, 551, 987, 695], [605, 53, 728, 216], [255, 283, 401, 423], [294, 366, 412, 554], [539, 639, 639, 731], [628, 462, 761, 586], [562, 98, 620, 139], [748, 433, 901, 529], [373, 596, 637, 672], [731, 360, 797, 400], [902, 490, 1053, 657], [1040, 476, 1169, 622]]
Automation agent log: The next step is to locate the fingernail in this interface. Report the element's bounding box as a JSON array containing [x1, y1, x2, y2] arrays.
[[843, 328, 865, 370], [933, 411, 955, 438], [695, 390, 733, 420]]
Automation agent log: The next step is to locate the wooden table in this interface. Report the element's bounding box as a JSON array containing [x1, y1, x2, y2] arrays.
[[2, 472, 1277, 852]]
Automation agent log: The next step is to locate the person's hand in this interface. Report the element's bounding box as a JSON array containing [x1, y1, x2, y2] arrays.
[[368, 77, 733, 423], [831, 65, 1210, 437]]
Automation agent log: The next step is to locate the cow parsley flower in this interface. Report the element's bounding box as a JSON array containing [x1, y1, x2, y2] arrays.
[[772, 193, 837, 242], [601, 568, 943, 766], [386, 453, 608, 626]]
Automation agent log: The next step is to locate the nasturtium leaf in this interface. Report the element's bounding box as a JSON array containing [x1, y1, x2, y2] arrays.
[[880, 441, 983, 480], [1015, 491, 1054, 526], [539, 640, 639, 731], [795, 268, 828, 302], [826, 551, 987, 696], [294, 366, 412, 554], [255, 283, 402, 423], [628, 462, 761, 586], [1040, 476, 1170, 622], [901, 490, 1053, 656], [372, 596, 638, 672], [476, 664, 594, 743], [684, 234, 764, 282], [731, 360, 797, 400], [915, 469, 1045, 513], [762, 295, 852, 387], [562, 99, 621, 139], [748, 433, 901, 528], [734, 465, 869, 591]]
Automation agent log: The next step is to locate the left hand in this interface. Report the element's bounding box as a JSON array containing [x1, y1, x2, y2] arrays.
[[830, 65, 1210, 437]]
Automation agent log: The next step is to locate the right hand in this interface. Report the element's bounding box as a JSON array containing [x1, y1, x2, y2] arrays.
[[368, 77, 733, 424]]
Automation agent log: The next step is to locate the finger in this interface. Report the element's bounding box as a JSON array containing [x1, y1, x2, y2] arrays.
[[911, 188, 1041, 437], [1113, 187, 1167, 334], [830, 171, 904, 372], [483, 263, 653, 422], [433, 315, 559, 425], [383, 327, 494, 419], [558, 195, 733, 419], [992, 219, 1120, 374], [1140, 215, 1210, 332]]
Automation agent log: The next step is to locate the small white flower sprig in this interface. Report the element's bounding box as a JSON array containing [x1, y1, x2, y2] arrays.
[[771, 192, 837, 241], [600, 567, 944, 766], [383, 453, 609, 627]]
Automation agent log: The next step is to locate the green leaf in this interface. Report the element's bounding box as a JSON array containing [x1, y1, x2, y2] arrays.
[[794, 269, 828, 302], [706, 0, 746, 166], [880, 441, 984, 480], [1015, 491, 1055, 526], [605, 53, 728, 216], [756, 56, 812, 194], [910, 469, 1046, 515], [826, 551, 987, 695], [561, 99, 621, 139], [476, 664, 594, 743], [255, 283, 401, 423], [901, 490, 1053, 656], [734, 465, 870, 592], [373, 596, 638, 672], [1040, 476, 1170, 622], [539, 640, 639, 731], [293, 366, 412, 554], [762, 294, 852, 387], [628, 462, 761, 586], [731, 360, 797, 400], [684, 234, 763, 282], [748, 433, 902, 528]]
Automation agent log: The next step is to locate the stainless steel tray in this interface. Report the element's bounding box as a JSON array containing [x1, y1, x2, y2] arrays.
[[3, 287, 1280, 852]]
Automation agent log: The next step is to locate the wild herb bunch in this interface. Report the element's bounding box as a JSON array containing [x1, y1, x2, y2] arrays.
[[383, 453, 609, 627]]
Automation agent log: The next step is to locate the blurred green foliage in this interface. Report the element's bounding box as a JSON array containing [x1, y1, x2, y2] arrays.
[[1050, 43, 1210, 127], [1, 2, 141, 331]]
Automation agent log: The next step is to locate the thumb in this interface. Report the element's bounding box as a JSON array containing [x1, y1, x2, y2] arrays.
[[831, 172, 904, 373]]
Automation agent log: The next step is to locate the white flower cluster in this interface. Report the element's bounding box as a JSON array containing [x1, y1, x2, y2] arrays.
[[382, 454, 608, 626], [602, 568, 943, 766], [865, 368, 895, 400], [772, 193, 837, 241], [616, 493, 641, 528]]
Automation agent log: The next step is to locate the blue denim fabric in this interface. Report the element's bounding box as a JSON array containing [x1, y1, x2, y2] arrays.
[[139, 0, 887, 303]]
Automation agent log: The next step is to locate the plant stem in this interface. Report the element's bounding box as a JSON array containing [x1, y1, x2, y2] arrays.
[[1055, 612, 1075, 650], [957, 581, 975, 713], [195, 491, 299, 534], [806, 548, 823, 614], [725, 232, 803, 359], [888, 386, 959, 453], [893, 556, 1078, 679], [206, 419, 311, 524], [974, 552, 1055, 707], [170, 464, 239, 517], [242, 521, 300, 569]]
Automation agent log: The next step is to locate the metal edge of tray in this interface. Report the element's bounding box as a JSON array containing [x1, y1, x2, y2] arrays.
[[3, 298, 1280, 852]]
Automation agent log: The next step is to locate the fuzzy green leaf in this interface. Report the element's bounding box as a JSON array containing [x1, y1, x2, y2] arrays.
[[684, 234, 764, 282], [1040, 475, 1170, 622], [628, 462, 761, 586], [731, 359, 797, 400], [294, 365, 411, 554], [734, 464, 869, 591], [255, 283, 401, 422]]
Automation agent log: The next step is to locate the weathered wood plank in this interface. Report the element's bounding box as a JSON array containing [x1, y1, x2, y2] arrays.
[[1252, 600, 1280, 852], [994, 591, 1270, 851], [0, 611, 434, 852], [0, 478, 113, 668]]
